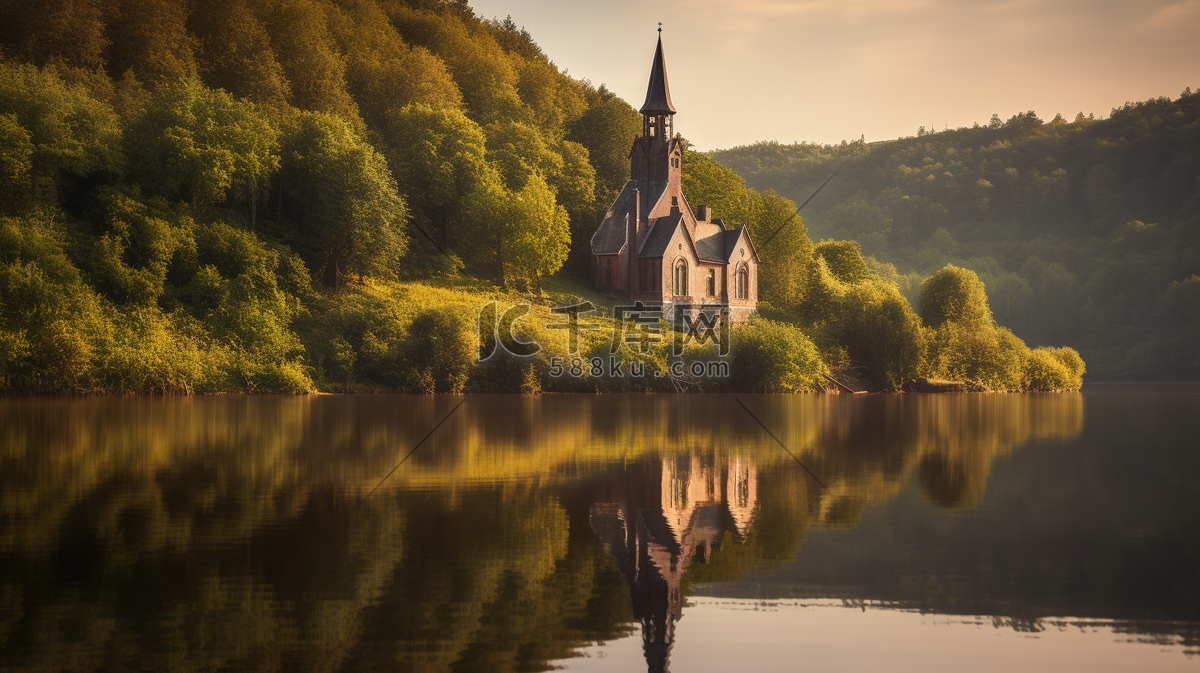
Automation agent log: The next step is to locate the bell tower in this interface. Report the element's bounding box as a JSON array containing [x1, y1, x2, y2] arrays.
[[630, 27, 679, 191]]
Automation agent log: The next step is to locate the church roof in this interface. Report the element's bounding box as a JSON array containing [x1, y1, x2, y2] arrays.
[[723, 225, 758, 262], [590, 181, 637, 255], [639, 35, 676, 115], [638, 211, 683, 257], [695, 227, 727, 262]]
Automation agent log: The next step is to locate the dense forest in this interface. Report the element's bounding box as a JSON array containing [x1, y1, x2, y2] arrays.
[[0, 0, 1084, 393], [712, 98, 1200, 380]]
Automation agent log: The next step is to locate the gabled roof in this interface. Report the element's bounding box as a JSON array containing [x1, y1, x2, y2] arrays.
[[590, 181, 637, 255], [639, 35, 676, 115], [638, 211, 683, 258], [723, 224, 760, 263]]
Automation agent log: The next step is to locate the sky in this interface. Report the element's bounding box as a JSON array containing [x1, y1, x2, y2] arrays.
[[467, 0, 1200, 151]]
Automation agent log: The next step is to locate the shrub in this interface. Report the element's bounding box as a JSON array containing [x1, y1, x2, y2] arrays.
[[815, 239, 873, 284], [798, 256, 926, 389], [928, 321, 1028, 391], [1026, 346, 1085, 391], [919, 265, 992, 328], [729, 319, 823, 392], [838, 281, 927, 389], [402, 307, 473, 393]]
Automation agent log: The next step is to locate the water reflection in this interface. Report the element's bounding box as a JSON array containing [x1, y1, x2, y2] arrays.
[[589, 454, 759, 671], [2, 392, 1194, 671]]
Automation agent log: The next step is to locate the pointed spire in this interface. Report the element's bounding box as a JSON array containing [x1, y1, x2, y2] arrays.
[[639, 31, 676, 115]]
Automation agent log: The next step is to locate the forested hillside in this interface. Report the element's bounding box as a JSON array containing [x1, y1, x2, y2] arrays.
[[0, 0, 1085, 393], [712, 99, 1200, 380], [0, 0, 645, 392]]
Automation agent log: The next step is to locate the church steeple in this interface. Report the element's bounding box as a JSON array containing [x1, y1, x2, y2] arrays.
[[640, 28, 675, 141], [640, 30, 676, 116]]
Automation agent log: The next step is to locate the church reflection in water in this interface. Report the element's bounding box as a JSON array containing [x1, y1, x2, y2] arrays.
[[9, 392, 1198, 672], [590, 455, 759, 672]]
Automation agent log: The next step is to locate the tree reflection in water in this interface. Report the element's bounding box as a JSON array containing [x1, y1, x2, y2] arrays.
[[7, 392, 1193, 673]]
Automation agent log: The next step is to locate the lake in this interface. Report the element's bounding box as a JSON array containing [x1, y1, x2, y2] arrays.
[[1, 388, 1198, 672]]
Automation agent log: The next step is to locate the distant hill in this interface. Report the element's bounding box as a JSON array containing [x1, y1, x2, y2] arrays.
[[712, 96, 1200, 380]]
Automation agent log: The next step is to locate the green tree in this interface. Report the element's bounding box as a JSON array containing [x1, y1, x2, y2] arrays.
[[0, 113, 34, 207], [919, 265, 992, 328], [264, 0, 359, 120], [280, 112, 408, 286], [128, 74, 279, 222], [815, 239, 873, 284], [89, 189, 186, 305], [729, 319, 824, 392], [385, 103, 498, 259], [568, 83, 640, 200], [485, 119, 562, 191], [0, 60, 123, 208], [402, 307, 472, 393], [681, 150, 754, 227], [0, 213, 104, 392], [188, 0, 292, 109], [497, 174, 570, 290], [388, 4, 524, 126], [325, 0, 463, 133], [746, 189, 813, 310]]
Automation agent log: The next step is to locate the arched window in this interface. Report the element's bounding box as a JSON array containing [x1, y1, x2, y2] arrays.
[[706, 269, 715, 297], [673, 257, 688, 296], [736, 264, 750, 299]]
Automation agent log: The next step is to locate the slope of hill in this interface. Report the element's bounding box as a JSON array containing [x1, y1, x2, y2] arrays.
[[712, 98, 1200, 380], [0, 0, 1085, 393]]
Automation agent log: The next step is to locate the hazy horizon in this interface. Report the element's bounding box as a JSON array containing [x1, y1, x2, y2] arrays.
[[467, 0, 1200, 150]]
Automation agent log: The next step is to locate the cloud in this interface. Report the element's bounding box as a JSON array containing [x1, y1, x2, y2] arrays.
[[1143, 0, 1200, 28]]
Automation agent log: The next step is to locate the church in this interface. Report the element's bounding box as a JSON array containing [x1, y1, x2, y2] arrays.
[[590, 32, 759, 321]]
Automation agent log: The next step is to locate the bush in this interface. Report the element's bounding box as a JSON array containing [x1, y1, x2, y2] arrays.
[[928, 321, 1028, 391], [798, 256, 926, 389], [729, 319, 824, 392], [1026, 346, 1085, 391], [919, 265, 992, 328], [815, 239, 873, 284], [838, 282, 927, 389], [402, 308, 473, 393]]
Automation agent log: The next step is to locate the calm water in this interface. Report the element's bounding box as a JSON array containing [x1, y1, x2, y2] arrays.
[[1, 389, 1198, 672]]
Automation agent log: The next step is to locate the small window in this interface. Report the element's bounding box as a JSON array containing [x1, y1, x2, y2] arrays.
[[672, 196, 678, 206], [673, 257, 688, 296], [736, 264, 750, 299], [706, 269, 715, 296], [604, 259, 612, 286]]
